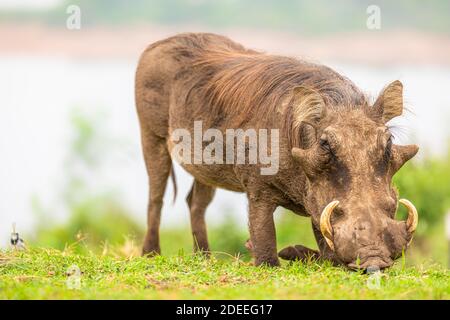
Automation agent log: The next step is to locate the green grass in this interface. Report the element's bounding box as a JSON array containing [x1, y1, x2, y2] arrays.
[[10, 114, 449, 300], [1, 247, 448, 300]]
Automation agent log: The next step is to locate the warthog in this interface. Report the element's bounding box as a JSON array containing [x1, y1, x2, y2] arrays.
[[135, 33, 419, 270]]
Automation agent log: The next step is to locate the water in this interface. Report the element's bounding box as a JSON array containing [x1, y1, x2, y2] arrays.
[[1, 56, 449, 244]]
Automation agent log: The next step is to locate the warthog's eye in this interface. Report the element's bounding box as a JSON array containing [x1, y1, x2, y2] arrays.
[[320, 139, 333, 155], [387, 135, 393, 147]]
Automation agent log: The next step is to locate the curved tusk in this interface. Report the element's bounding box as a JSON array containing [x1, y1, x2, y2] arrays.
[[399, 199, 419, 234], [320, 201, 340, 251]]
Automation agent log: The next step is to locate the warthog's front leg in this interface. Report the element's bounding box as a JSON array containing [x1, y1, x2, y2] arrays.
[[277, 222, 338, 264], [278, 245, 320, 262], [247, 198, 279, 267], [246, 241, 320, 263]]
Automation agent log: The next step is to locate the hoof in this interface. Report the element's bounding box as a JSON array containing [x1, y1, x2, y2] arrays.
[[142, 245, 161, 257]]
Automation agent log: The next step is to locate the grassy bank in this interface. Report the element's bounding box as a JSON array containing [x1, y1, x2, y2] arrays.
[[0, 248, 448, 300], [3, 111, 447, 300]]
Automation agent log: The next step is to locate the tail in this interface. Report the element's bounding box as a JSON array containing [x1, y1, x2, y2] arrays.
[[170, 165, 178, 204]]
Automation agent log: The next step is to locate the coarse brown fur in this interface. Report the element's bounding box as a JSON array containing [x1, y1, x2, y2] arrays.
[[135, 33, 418, 269]]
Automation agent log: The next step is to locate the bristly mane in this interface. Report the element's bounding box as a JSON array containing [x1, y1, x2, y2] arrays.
[[174, 33, 369, 145]]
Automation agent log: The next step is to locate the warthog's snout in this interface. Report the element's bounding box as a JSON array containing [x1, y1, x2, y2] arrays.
[[347, 244, 394, 271], [347, 256, 394, 271], [318, 199, 418, 270]]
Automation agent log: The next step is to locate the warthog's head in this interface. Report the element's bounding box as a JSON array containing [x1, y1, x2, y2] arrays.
[[290, 80, 419, 270]]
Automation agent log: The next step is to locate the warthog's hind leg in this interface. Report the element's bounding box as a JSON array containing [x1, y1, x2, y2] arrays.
[[142, 135, 172, 256], [186, 180, 215, 254]]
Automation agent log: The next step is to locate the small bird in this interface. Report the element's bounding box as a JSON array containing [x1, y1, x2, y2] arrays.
[[10, 223, 26, 250], [66, 265, 82, 289]]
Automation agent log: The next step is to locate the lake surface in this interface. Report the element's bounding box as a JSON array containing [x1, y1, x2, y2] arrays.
[[1, 56, 449, 244]]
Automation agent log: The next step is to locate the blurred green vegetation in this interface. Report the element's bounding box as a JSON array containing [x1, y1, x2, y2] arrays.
[[394, 149, 450, 234], [27, 108, 450, 267], [1, 0, 450, 35], [29, 108, 143, 254], [393, 150, 450, 266]]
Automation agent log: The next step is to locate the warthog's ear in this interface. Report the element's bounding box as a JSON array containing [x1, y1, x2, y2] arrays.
[[288, 86, 326, 149], [392, 144, 419, 172], [371, 80, 404, 123]]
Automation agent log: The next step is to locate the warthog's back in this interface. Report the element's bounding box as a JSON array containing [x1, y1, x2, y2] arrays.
[[136, 32, 365, 135], [135, 33, 253, 138]]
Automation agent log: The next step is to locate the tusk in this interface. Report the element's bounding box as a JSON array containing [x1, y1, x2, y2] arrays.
[[320, 201, 339, 251], [399, 199, 418, 235]]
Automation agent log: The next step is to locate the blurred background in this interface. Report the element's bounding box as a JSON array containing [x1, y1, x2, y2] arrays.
[[1, 0, 449, 266]]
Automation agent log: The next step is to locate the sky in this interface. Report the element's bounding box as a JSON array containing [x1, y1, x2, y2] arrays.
[[0, 0, 60, 9]]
